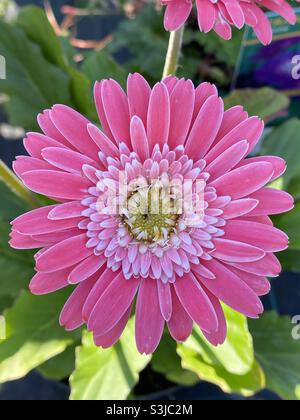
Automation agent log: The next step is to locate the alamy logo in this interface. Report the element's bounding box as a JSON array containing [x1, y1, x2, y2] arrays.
[[292, 315, 300, 340], [292, 55, 300, 80], [0, 55, 6, 79]]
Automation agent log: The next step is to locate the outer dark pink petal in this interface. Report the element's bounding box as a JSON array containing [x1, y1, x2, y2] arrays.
[[94, 307, 131, 348], [94, 81, 115, 142], [36, 233, 93, 273], [101, 79, 131, 146], [226, 253, 282, 277], [82, 268, 116, 322], [250, 4, 273, 45], [192, 82, 218, 125], [162, 76, 179, 95], [211, 162, 274, 199], [223, 220, 289, 252], [24, 133, 68, 159], [30, 267, 74, 295], [174, 273, 218, 333], [50, 105, 99, 159], [213, 106, 248, 145], [147, 83, 170, 151], [21, 170, 91, 200], [48, 202, 84, 220], [196, 0, 216, 32], [68, 254, 106, 284], [127, 73, 151, 126], [199, 260, 264, 318], [235, 156, 286, 182], [60, 274, 98, 331], [164, 0, 193, 31], [168, 79, 195, 149], [206, 140, 249, 181], [222, 0, 245, 28], [249, 188, 294, 216], [41, 147, 95, 174], [88, 273, 139, 335], [9, 231, 48, 250], [135, 279, 165, 354], [13, 156, 53, 178], [168, 286, 193, 342], [261, 0, 296, 25], [212, 238, 265, 263], [222, 199, 259, 220], [38, 109, 71, 147], [229, 267, 271, 297], [157, 281, 172, 322], [205, 116, 264, 164], [12, 205, 56, 227], [200, 288, 227, 346], [130, 116, 150, 161], [185, 95, 224, 160]]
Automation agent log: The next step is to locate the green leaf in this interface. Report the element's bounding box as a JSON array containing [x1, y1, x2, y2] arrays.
[[70, 321, 151, 400], [152, 334, 199, 386], [0, 19, 71, 130], [82, 50, 127, 87], [177, 306, 264, 396], [0, 290, 77, 383], [224, 88, 289, 122], [250, 311, 300, 400], [38, 345, 76, 381], [262, 119, 300, 187], [17, 6, 67, 69], [0, 181, 30, 221]]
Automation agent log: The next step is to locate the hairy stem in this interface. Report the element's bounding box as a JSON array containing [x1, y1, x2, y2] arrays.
[[162, 26, 185, 78]]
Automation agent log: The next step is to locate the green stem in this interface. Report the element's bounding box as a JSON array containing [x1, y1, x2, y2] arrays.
[[0, 160, 39, 208], [162, 26, 185, 79]]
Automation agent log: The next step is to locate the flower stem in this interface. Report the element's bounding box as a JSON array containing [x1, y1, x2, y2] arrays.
[[162, 26, 185, 79], [0, 160, 39, 208]]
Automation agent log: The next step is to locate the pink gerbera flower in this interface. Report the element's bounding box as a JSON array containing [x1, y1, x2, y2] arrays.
[[162, 0, 298, 45], [10, 74, 293, 354]]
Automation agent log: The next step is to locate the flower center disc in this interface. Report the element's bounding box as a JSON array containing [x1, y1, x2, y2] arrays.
[[122, 181, 180, 245]]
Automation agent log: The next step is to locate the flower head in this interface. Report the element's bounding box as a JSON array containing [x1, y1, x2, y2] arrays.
[[162, 0, 298, 45], [10, 74, 293, 353]]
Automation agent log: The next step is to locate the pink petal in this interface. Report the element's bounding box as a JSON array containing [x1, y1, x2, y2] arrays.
[[223, 220, 289, 252], [227, 253, 281, 277], [94, 81, 115, 142], [174, 273, 218, 333], [235, 156, 286, 182], [192, 82, 218, 125], [168, 286, 193, 342], [127, 73, 151, 126], [88, 273, 139, 335], [249, 188, 294, 216], [222, 198, 259, 219], [9, 231, 47, 250], [60, 274, 98, 331], [38, 109, 71, 147], [168, 79, 195, 149], [205, 116, 264, 164], [147, 83, 170, 151], [196, 0, 216, 32], [24, 133, 68, 159], [230, 267, 271, 297], [211, 162, 274, 199], [21, 170, 91, 200], [212, 238, 265, 263], [94, 307, 131, 348], [82, 268, 116, 321], [87, 123, 119, 157], [68, 254, 107, 284], [199, 259, 264, 318], [213, 106, 248, 146], [50, 105, 99, 159], [164, 0, 193, 31], [48, 202, 85, 220], [101, 79, 131, 146], [261, 0, 296, 25], [185, 95, 224, 160], [13, 156, 53, 178], [36, 233, 92, 273], [130, 116, 150, 161], [30, 267, 73, 295], [201, 287, 227, 346], [135, 279, 165, 354], [157, 281, 172, 321], [206, 140, 249, 181], [222, 0, 245, 28], [42, 147, 95, 174]]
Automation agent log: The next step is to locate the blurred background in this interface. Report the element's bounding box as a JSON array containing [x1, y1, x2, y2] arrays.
[[0, 0, 299, 401]]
